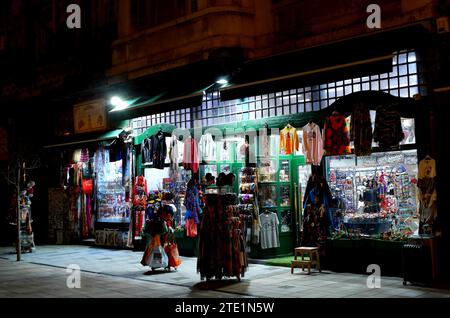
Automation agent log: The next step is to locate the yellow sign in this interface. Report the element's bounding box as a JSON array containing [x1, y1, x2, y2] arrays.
[[73, 99, 107, 134]]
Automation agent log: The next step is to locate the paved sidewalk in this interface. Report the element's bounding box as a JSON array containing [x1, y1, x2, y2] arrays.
[[1, 245, 450, 298]]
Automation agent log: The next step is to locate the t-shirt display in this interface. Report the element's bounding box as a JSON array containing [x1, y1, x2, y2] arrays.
[[279, 124, 299, 155], [302, 121, 324, 166], [183, 137, 199, 173], [199, 133, 216, 162], [259, 212, 280, 249]]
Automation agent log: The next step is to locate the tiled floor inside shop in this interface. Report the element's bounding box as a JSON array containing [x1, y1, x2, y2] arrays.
[[0, 245, 449, 298]]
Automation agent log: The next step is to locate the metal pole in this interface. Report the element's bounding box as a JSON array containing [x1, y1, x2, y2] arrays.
[[16, 162, 21, 261]]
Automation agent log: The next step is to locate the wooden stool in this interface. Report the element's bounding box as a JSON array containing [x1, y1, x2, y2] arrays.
[[291, 247, 321, 274]]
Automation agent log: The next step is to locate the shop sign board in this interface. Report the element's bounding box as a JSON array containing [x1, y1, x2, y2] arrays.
[[73, 99, 107, 134]]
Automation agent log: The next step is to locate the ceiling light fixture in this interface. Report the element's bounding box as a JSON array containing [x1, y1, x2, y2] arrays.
[[216, 78, 229, 85], [110, 96, 129, 111]]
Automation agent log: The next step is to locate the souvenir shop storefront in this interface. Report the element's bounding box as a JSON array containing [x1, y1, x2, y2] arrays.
[[44, 27, 440, 279], [45, 87, 434, 279], [125, 91, 433, 274], [116, 43, 439, 279]]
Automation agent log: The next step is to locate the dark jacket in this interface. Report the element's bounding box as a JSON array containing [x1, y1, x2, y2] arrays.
[[150, 132, 167, 169]]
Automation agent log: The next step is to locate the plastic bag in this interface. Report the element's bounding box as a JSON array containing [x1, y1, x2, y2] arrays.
[[165, 243, 182, 267], [141, 234, 168, 269], [148, 245, 168, 269]]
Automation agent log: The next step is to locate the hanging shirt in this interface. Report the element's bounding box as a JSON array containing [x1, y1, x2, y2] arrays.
[[183, 137, 199, 173], [279, 125, 299, 155], [141, 137, 152, 164], [259, 212, 280, 249], [149, 132, 167, 169], [259, 127, 270, 165], [323, 112, 351, 156], [350, 103, 373, 156], [302, 122, 324, 166], [169, 135, 179, 170], [199, 133, 216, 162], [417, 156, 437, 223], [185, 184, 201, 224], [373, 104, 404, 150]]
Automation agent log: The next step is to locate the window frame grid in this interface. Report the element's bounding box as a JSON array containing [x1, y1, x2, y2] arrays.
[[132, 50, 424, 134]]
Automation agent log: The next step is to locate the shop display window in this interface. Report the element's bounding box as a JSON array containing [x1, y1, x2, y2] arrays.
[[171, 167, 190, 227], [236, 138, 246, 162], [204, 165, 218, 178], [258, 184, 277, 208], [280, 185, 291, 207], [279, 160, 290, 182], [281, 210, 292, 233], [97, 160, 129, 223], [258, 159, 278, 182], [327, 150, 419, 238], [269, 135, 279, 157]]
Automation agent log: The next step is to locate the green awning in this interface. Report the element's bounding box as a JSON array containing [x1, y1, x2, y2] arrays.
[[134, 123, 177, 146], [43, 128, 126, 149]]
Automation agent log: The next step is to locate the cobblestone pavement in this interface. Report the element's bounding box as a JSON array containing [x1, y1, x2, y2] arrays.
[[1, 245, 449, 298]]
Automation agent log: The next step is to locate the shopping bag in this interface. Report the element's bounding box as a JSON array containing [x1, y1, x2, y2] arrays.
[[140, 234, 158, 266], [165, 243, 182, 267], [148, 245, 169, 269]]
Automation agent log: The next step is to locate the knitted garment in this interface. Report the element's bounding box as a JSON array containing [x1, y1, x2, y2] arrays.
[[373, 104, 404, 150], [323, 112, 351, 156], [350, 103, 373, 156]]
